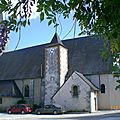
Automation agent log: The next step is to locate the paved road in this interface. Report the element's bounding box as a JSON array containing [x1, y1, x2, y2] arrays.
[[73, 113, 120, 120], [0, 110, 120, 120]]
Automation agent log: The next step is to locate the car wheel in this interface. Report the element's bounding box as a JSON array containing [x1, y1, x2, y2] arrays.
[[53, 111, 57, 114], [21, 110, 25, 114], [37, 110, 41, 115], [8, 110, 12, 114]]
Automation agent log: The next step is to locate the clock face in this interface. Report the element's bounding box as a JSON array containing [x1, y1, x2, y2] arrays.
[[49, 48, 55, 53]]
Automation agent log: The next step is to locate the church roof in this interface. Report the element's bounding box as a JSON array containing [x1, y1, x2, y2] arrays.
[[75, 71, 99, 90], [0, 35, 112, 80], [0, 80, 23, 97], [50, 33, 64, 46]]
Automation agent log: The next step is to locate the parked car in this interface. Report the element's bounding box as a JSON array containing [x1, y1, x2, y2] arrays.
[[7, 104, 32, 114], [35, 104, 65, 114]]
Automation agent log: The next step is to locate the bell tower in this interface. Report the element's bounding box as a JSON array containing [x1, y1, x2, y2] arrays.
[[44, 33, 68, 105]]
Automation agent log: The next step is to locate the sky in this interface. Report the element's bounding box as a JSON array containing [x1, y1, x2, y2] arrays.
[[5, 0, 83, 52], [8, 16, 81, 52]]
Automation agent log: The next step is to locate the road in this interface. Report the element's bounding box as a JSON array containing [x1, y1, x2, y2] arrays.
[[0, 111, 120, 120]]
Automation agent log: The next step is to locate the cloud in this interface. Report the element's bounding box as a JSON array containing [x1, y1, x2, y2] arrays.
[[29, 3, 40, 19]]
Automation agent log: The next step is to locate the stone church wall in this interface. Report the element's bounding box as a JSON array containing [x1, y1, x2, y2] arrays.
[[109, 75, 120, 110], [15, 78, 41, 104], [53, 72, 92, 112], [59, 46, 68, 86], [44, 46, 60, 105], [86, 74, 120, 110], [33, 78, 41, 105], [98, 74, 111, 109]]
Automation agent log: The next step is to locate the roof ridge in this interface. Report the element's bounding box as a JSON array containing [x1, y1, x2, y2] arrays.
[[3, 35, 102, 54]]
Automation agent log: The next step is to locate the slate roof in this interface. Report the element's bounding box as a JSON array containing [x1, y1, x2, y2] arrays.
[[50, 33, 64, 46], [75, 71, 99, 91], [0, 35, 112, 80], [0, 80, 23, 97], [65, 36, 112, 75]]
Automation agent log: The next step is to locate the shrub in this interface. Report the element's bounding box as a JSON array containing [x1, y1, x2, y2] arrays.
[[17, 99, 27, 104], [32, 104, 40, 111]]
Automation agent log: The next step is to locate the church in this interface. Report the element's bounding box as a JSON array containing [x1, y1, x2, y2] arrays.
[[1, 12, 120, 112], [0, 32, 120, 112]]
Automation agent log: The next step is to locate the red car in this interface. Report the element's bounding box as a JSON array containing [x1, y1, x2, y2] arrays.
[[7, 104, 32, 114]]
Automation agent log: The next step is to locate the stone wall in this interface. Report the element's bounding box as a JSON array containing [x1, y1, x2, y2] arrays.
[[33, 78, 41, 105], [86, 74, 120, 110], [44, 46, 60, 105], [53, 72, 92, 112], [44, 45, 68, 105], [15, 78, 41, 104], [59, 46, 68, 86]]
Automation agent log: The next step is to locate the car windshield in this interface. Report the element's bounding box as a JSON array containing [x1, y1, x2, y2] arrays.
[[25, 105, 31, 107], [45, 105, 51, 108]]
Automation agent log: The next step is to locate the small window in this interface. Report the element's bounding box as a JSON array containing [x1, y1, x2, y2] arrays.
[[0, 98, 2, 104], [101, 84, 105, 93], [72, 85, 79, 97], [24, 85, 29, 97]]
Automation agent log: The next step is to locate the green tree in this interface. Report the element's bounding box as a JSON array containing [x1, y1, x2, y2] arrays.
[[0, 0, 120, 75]]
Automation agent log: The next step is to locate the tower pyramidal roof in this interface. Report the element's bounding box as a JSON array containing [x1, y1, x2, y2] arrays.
[[50, 33, 64, 46]]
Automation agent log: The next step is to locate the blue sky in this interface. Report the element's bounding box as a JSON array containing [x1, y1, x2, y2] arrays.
[[8, 15, 82, 51], [3, 0, 85, 52]]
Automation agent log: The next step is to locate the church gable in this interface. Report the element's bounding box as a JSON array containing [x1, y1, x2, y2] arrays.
[[52, 71, 98, 111]]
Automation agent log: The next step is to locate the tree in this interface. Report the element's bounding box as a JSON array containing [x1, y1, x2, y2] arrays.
[[0, 0, 120, 74]]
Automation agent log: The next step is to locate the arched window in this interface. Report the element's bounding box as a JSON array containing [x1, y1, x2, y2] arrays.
[[0, 98, 2, 104], [73, 85, 79, 97], [24, 85, 29, 97], [101, 84, 105, 93]]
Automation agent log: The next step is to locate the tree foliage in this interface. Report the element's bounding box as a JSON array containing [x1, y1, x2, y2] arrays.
[[16, 99, 27, 104], [0, 0, 120, 73]]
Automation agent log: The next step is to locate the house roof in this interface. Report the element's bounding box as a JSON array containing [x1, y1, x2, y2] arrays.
[[0, 35, 112, 80], [0, 80, 23, 97]]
